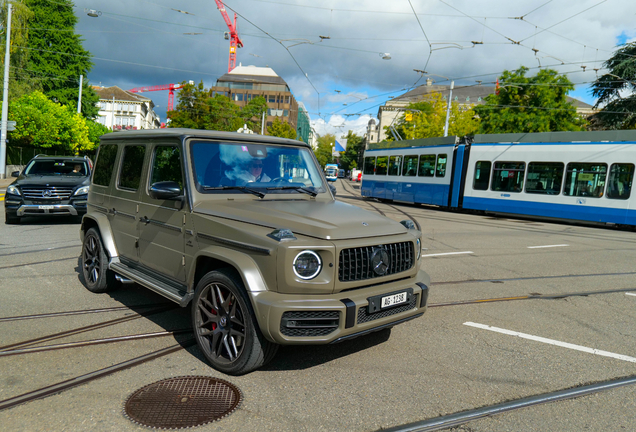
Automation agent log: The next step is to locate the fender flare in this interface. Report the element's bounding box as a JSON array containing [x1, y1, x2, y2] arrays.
[[81, 213, 118, 259]]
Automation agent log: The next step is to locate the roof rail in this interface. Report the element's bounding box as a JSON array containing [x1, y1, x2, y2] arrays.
[[33, 154, 48, 158]]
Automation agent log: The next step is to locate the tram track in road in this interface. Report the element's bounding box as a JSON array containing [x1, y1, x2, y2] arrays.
[[0, 302, 173, 322], [0, 244, 79, 257]]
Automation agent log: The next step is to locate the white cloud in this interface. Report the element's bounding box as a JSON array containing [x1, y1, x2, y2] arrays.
[[311, 114, 375, 138]]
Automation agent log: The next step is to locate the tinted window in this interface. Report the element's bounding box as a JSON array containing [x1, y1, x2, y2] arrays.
[[473, 161, 491, 190], [436, 154, 447, 177], [526, 162, 564, 195], [492, 162, 525, 193], [363, 157, 375, 175], [93, 144, 118, 186], [118, 145, 145, 190], [24, 160, 88, 177], [418, 154, 435, 177], [402, 155, 418, 177], [151, 146, 183, 188], [607, 163, 634, 200], [388, 155, 402, 176], [563, 163, 606, 198], [375, 156, 388, 175]]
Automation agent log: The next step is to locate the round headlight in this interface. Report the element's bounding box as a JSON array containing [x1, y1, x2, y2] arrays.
[[293, 250, 322, 280], [416, 238, 421, 260]]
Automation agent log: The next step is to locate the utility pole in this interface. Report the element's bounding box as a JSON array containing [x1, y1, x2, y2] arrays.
[[443, 81, 454, 138], [77, 75, 83, 114], [0, 3, 12, 179]]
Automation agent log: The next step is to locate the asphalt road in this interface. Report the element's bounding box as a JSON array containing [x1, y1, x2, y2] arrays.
[[1, 178, 635, 431]]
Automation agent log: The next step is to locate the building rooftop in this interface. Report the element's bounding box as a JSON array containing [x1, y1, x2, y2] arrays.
[[216, 65, 287, 86], [93, 86, 152, 103]]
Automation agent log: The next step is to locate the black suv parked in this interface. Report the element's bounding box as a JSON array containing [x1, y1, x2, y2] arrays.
[[4, 155, 92, 224]]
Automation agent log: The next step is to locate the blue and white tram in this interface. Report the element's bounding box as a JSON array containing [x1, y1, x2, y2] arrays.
[[361, 131, 636, 227]]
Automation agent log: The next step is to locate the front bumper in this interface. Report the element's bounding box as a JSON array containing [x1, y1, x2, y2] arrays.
[[250, 269, 430, 345], [5, 196, 87, 217]]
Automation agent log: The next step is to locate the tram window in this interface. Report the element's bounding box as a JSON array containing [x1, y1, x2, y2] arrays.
[[563, 163, 607, 198], [492, 161, 525, 193], [363, 157, 376, 175], [473, 161, 491, 190], [418, 154, 435, 177], [525, 162, 564, 195], [376, 156, 388, 175], [607, 163, 634, 200], [402, 155, 418, 176], [388, 155, 402, 176], [436, 154, 447, 177]]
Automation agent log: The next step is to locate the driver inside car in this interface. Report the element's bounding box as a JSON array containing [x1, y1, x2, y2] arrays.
[[236, 159, 271, 185]]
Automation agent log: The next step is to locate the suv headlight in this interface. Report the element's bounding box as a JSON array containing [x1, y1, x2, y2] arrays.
[[293, 250, 322, 280], [7, 185, 20, 196], [74, 185, 90, 195]]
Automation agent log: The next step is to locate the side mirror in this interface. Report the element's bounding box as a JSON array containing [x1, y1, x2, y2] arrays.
[[329, 184, 337, 197], [11, 171, 19, 177], [149, 181, 182, 200]]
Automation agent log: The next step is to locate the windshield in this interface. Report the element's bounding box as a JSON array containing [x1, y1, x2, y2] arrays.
[[24, 160, 89, 176], [190, 140, 327, 195]]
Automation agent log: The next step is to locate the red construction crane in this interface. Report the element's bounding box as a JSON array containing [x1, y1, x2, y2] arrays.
[[127, 83, 184, 113], [214, 0, 243, 72]]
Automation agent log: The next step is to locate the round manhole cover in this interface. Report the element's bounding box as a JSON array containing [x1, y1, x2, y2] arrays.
[[124, 376, 243, 429]]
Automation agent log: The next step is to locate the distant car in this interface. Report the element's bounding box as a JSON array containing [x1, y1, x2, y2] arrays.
[[350, 169, 361, 181], [4, 155, 91, 224]]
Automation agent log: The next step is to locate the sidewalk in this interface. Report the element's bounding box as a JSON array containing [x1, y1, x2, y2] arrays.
[[0, 177, 14, 188]]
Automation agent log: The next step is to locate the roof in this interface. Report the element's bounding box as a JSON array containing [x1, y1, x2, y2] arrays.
[[93, 86, 150, 103], [216, 65, 288, 86], [99, 128, 309, 148], [472, 130, 636, 143]]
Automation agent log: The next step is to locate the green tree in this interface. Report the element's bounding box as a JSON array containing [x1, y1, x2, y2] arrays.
[[589, 42, 636, 129], [267, 117, 296, 139], [475, 67, 585, 133], [86, 119, 111, 147], [314, 133, 335, 168], [9, 90, 94, 152], [338, 130, 364, 171], [20, 0, 99, 118]]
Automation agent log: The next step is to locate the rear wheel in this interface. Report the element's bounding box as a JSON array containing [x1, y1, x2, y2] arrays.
[[192, 269, 278, 375], [81, 228, 119, 293]]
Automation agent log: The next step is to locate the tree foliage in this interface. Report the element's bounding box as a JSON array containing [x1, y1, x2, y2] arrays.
[[169, 81, 268, 132], [267, 116, 297, 139], [314, 133, 335, 168], [338, 130, 364, 170], [475, 67, 585, 133], [589, 42, 636, 129], [8, 90, 101, 152]]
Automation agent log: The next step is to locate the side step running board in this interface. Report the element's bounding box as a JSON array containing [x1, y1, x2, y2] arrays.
[[110, 261, 193, 307]]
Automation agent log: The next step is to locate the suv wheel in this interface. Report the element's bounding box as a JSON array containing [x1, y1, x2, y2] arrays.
[[192, 269, 278, 375], [81, 228, 120, 293], [5, 212, 20, 225]]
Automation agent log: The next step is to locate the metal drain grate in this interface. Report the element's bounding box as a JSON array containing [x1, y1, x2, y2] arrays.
[[124, 376, 242, 429]]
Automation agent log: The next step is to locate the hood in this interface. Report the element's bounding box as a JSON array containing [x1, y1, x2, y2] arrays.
[[193, 199, 406, 240], [15, 175, 90, 188]]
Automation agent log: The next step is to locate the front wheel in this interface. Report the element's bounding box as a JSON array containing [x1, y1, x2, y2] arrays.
[[192, 269, 278, 375], [81, 228, 119, 293]]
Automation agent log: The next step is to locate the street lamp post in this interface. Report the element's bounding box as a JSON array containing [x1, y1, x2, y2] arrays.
[[0, 3, 12, 179], [443, 81, 454, 137]]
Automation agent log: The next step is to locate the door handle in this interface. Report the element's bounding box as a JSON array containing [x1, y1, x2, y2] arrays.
[[139, 216, 149, 224]]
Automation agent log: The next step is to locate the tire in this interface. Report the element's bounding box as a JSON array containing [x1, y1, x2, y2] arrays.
[[5, 212, 20, 225], [81, 228, 119, 293], [192, 269, 278, 375]]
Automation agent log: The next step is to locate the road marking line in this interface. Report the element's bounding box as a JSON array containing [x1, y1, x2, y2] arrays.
[[422, 251, 473, 258], [626, 293, 636, 297], [527, 244, 569, 249], [464, 322, 636, 363]]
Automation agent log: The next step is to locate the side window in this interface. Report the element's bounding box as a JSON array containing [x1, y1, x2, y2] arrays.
[[473, 161, 491, 191], [526, 162, 564, 195], [118, 145, 146, 190], [363, 157, 376, 175], [402, 155, 418, 177], [388, 155, 402, 176], [375, 156, 388, 175], [607, 163, 634, 200], [436, 154, 447, 177], [418, 154, 435, 177], [492, 162, 525, 193], [92, 144, 118, 186], [563, 163, 607, 198], [151, 146, 183, 189]]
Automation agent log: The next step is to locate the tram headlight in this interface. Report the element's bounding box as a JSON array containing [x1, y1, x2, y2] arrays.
[[416, 238, 421, 260], [293, 250, 322, 280]]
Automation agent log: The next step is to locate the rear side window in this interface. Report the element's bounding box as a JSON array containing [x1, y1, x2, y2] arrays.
[[92, 144, 118, 186], [492, 162, 525, 193], [388, 155, 402, 176], [607, 163, 634, 200], [375, 156, 388, 175], [436, 154, 447, 177], [151, 146, 183, 189], [118, 145, 146, 190], [363, 157, 375, 175], [402, 155, 418, 176], [563, 163, 606, 198], [473, 161, 491, 190]]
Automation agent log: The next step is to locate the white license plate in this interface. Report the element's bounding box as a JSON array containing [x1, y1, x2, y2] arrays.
[[38, 205, 54, 210], [381, 292, 407, 308]]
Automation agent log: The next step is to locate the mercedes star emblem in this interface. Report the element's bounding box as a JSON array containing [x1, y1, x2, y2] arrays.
[[370, 247, 389, 276]]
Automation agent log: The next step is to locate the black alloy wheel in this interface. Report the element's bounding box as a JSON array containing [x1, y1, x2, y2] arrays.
[[192, 270, 278, 375], [81, 228, 118, 293]]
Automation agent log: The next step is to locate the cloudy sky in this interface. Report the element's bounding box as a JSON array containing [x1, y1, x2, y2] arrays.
[[72, 0, 635, 136]]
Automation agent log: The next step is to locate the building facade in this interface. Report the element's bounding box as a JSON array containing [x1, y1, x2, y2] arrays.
[[296, 102, 311, 143], [210, 65, 300, 134], [93, 86, 161, 130]]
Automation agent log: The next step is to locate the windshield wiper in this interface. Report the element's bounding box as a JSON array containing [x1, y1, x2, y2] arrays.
[[203, 185, 265, 198], [266, 186, 318, 197]]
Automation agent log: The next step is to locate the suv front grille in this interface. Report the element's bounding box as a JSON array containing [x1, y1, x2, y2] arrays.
[[21, 187, 74, 200], [280, 311, 339, 337], [338, 241, 414, 282], [357, 295, 418, 324]]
